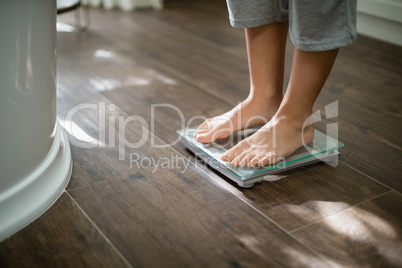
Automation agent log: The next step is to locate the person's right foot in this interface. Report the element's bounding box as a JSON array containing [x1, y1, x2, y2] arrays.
[[220, 113, 315, 167], [194, 95, 282, 143]]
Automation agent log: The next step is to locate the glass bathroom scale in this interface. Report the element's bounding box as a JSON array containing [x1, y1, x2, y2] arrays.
[[177, 127, 343, 188]]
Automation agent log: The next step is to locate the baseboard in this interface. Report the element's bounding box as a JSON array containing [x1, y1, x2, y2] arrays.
[[357, 0, 402, 46]]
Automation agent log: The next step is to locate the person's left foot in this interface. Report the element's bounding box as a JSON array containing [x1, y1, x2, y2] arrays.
[[193, 95, 282, 143], [221, 114, 314, 167]]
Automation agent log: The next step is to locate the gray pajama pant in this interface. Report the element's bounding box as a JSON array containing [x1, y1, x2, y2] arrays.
[[226, 0, 357, 51]]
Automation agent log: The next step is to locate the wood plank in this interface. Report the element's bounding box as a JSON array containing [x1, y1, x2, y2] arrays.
[[56, 66, 133, 190], [292, 191, 402, 268], [141, 0, 248, 58], [225, 163, 390, 232], [69, 162, 331, 268], [56, 28, 178, 189], [0, 194, 129, 268], [314, 39, 402, 191], [55, 28, 224, 189], [60, 7, 252, 104]]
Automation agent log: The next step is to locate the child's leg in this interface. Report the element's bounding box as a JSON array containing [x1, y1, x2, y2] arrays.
[[194, 22, 288, 143], [221, 47, 339, 167]]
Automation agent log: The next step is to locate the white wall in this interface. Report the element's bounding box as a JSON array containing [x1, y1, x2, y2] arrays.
[[357, 0, 402, 46]]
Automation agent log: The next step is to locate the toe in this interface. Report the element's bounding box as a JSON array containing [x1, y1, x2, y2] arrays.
[[220, 154, 230, 162], [258, 152, 276, 167], [221, 149, 240, 162], [194, 127, 208, 136], [258, 157, 270, 167], [248, 155, 262, 168], [194, 119, 212, 136], [226, 139, 250, 154], [231, 151, 249, 167], [195, 132, 213, 143], [239, 153, 255, 167], [194, 118, 233, 143], [221, 141, 249, 162]]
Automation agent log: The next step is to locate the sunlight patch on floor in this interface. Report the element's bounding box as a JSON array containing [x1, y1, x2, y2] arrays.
[[323, 206, 397, 240], [56, 22, 75, 32], [59, 117, 105, 147], [94, 49, 114, 58]]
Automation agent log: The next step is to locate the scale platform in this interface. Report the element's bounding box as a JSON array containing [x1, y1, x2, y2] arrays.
[[177, 127, 343, 188]]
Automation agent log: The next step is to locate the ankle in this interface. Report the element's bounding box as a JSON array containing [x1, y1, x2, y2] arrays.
[[274, 107, 313, 130], [278, 99, 313, 118], [246, 90, 283, 105]]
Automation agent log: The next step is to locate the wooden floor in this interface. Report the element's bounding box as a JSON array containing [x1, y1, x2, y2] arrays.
[[1, 1, 402, 267]]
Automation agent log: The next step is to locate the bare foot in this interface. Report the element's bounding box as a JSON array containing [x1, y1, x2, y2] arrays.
[[220, 114, 314, 167], [194, 95, 281, 143]]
